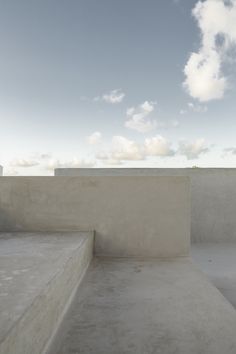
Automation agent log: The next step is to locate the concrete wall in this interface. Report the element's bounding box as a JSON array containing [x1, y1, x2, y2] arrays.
[[0, 166, 2, 176], [0, 176, 190, 257], [55, 168, 236, 243]]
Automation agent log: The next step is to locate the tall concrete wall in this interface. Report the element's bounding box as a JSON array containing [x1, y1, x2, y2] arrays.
[[55, 168, 236, 243], [0, 176, 190, 257]]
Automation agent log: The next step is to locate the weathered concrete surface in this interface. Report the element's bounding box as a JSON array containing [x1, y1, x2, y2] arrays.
[[0, 166, 2, 176], [48, 257, 236, 354], [0, 232, 94, 354], [55, 168, 236, 243], [192, 243, 236, 308], [0, 176, 190, 257]]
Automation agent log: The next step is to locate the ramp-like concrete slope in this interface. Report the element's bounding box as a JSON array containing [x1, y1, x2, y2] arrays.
[[192, 243, 236, 308], [0, 232, 94, 354], [49, 258, 236, 354]]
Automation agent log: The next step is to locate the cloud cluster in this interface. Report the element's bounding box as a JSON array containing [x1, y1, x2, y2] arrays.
[[125, 101, 157, 133], [183, 0, 236, 101], [96, 135, 207, 165], [6, 153, 95, 174]]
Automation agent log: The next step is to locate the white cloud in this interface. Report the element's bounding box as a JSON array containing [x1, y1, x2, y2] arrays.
[[144, 135, 175, 156], [96, 152, 124, 166], [183, 0, 236, 101], [102, 89, 125, 103], [46, 158, 95, 171], [178, 138, 209, 159], [10, 158, 39, 168], [110, 136, 144, 161], [125, 101, 157, 133], [87, 131, 102, 145], [96, 134, 176, 165], [93, 89, 125, 103], [96, 136, 144, 164]]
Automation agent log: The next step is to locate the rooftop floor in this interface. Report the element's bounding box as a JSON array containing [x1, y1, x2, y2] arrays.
[[48, 257, 236, 354], [2, 233, 236, 354]]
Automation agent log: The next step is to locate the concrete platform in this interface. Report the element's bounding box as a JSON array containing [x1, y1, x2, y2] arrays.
[[0, 232, 94, 354], [48, 257, 236, 354], [192, 243, 236, 308]]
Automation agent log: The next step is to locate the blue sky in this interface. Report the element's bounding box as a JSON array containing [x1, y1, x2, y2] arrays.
[[1, 0, 236, 175]]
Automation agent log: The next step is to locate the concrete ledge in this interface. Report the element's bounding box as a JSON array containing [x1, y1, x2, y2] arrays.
[[0, 232, 94, 354]]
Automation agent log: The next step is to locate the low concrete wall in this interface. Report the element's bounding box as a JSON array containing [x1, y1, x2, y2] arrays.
[[0, 176, 190, 257], [55, 168, 236, 243]]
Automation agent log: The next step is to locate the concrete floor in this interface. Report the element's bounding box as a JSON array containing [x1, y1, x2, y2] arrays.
[[2, 234, 236, 354], [192, 243, 236, 308], [48, 257, 236, 354]]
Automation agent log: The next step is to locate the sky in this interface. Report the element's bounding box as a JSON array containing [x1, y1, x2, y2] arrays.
[[1, 0, 236, 175]]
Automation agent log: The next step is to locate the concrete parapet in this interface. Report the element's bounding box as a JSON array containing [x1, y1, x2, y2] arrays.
[[0, 176, 190, 258], [54, 168, 236, 243]]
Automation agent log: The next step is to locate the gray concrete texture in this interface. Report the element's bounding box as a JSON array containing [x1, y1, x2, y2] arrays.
[[0, 176, 190, 258], [0, 166, 2, 176], [0, 232, 94, 354], [55, 168, 236, 243], [192, 243, 236, 308], [48, 257, 236, 354]]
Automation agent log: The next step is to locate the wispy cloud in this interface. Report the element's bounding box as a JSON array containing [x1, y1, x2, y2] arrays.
[[3, 168, 19, 176], [10, 158, 40, 168], [178, 138, 209, 159], [125, 101, 157, 133], [46, 158, 95, 171], [87, 131, 102, 145], [94, 89, 125, 104], [223, 147, 236, 155], [183, 0, 236, 102], [180, 102, 208, 114]]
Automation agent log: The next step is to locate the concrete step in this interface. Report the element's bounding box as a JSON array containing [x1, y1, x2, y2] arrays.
[[0, 232, 94, 354], [48, 257, 236, 354]]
